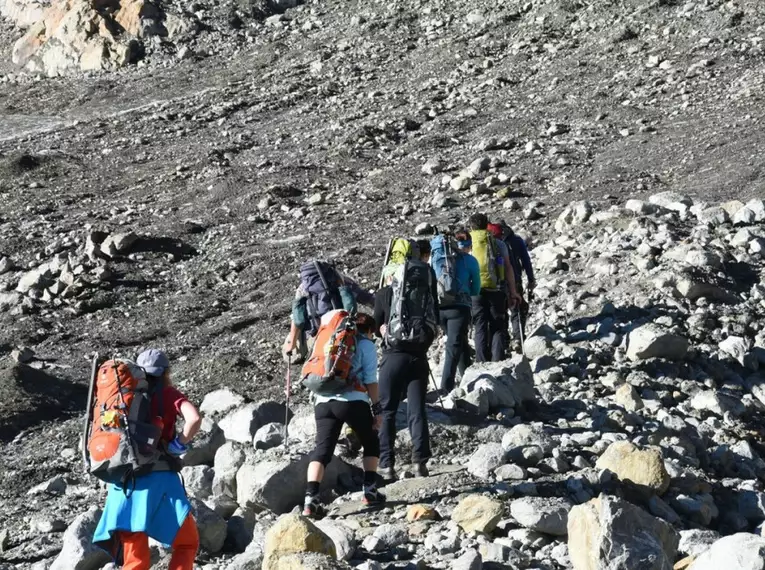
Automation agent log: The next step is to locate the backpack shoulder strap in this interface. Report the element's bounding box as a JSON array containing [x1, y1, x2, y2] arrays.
[[313, 260, 340, 310]]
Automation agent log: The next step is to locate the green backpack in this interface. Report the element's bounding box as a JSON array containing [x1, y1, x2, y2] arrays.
[[470, 230, 504, 290]]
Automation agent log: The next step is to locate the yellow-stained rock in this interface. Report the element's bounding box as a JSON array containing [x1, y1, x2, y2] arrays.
[[451, 495, 504, 534], [263, 514, 337, 570], [596, 441, 670, 495], [406, 504, 439, 522]]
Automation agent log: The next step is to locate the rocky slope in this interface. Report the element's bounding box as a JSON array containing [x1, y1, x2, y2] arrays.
[[1, 0, 765, 568]]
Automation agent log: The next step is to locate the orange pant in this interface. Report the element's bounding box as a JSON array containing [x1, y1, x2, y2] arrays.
[[118, 515, 199, 570]]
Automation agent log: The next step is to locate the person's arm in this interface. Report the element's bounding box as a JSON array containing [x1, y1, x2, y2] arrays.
[[373, 288, 390, 337], [177, 401, 201, 445], [467, 256, 481, 297], [344, 276, 375, 307], [519, 239, 535, 284]]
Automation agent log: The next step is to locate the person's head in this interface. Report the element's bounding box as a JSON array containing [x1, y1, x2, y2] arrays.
[[499, 220, 514, 237], [356, 313, 377, 337], [487, 223, 503, 239], [416, 239, 432, 262], [468, 213, 489, 230], [455, 229, 472, 252], [137, 348, 171, 385]]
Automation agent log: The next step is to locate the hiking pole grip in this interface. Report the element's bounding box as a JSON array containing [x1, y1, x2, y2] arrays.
[[82, 353, 99, 473]]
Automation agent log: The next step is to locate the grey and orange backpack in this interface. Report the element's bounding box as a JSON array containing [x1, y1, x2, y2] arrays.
[[82, 356, 177, 487]]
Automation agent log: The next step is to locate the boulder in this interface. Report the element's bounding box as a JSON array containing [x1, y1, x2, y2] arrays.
[[615, 383, 644, 411], [568, 495, 678, 570], [453, 549, 483, 570], [190, 498, 226, 554], [626, 324, 688, 361], [451, 495, 504, 534], [596, 441, 670, 495], [50, 507, 111, 570], [315, 519, 356, 561], [678, 529, 721, 557], [262, 514, 336, 570], [236, 456, 353, 514], [253, 422, 285, 450], [460, 356, 535, 411], [688, 533, 765, 570], [406, 504, 439, 522], [223, 538, 264, 570], [219, 403, 261, 443], [200, 388, 245, 416], [181, 465, 213, 500], [501, 423, 555, 454], [510, 497, 573, 536], [183, 417, 225, 466], [100, 232, 138, 257], [212, 442, 246, 504], [466, 443, 507, 479], [225, 507, 260, 553]]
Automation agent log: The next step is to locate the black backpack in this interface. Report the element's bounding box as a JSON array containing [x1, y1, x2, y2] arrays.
[[385, 259, 437, 352]]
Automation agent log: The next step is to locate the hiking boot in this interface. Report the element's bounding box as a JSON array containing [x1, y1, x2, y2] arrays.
[[414, 462, 429, 477], [362, 488, 386, 507], [377, 466, 397, 481], [302, 495, 327, 519]]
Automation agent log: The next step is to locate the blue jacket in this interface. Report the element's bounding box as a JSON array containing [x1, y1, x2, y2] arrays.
[[505, 234, 534, 286], [443, 252, 480, 307]]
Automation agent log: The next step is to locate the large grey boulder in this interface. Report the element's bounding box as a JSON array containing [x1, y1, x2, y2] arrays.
[[626, 324, 688, 361], [510, 497, 573, 536], [460, 355, 535, 411], [181, 465, 214, 500], [315, 519, 357, 561], [219, 403, 262, 443], [190, 498, 227, 554], [567, 495, 678, 570], [200, 388, 245, 417], [236, 456, 353, 514], [212, 442, 246, 506], [183, 416, 225, 466], [50, 507, 111, 570], [688, 533, 765, 570], [501, 423, 555, 454], [466, 443, 507, 479]]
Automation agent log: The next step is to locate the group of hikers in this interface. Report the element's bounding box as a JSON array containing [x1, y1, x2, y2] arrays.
[[81, 212, 534, 568]]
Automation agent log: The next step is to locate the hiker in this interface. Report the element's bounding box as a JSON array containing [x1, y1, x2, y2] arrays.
[[497, 222, 535, 351], [302, 313, 384, 518], [431, 230, 481, 394], [92, 349, 201, 570], [374, 239, 439, 480], [282, 260, 375, 363], [468, 214, 522, 362], [487, 222, 522, 353]]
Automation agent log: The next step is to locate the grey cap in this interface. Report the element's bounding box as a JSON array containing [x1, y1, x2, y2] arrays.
[[137, 349, 170, 376]]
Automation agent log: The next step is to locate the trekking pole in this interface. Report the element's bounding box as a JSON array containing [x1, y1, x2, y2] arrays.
[[82, 353, 99, 472], [428, 371, 446, 409], [513, 306, 526, 356], [284, 355, 292, 453]]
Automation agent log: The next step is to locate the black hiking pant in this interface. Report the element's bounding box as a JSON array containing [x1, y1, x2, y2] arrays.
[[310, 400, 379, 466], [378, 351, 431, 468], [510, 282, 530, 343], [472, 289, 507, 362], [439, 305, 472, 393]]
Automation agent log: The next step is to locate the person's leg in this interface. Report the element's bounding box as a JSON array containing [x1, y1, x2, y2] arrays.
[[118, 531, 151, 570], [489, 290, 507, 361], [344, 401, 384, 504], [378, 352, 404, 471], [458, 304, 472, 377], [406, 357, 431, 472], [169, 516, 199, 570], [305, 402, 343, 516], [440, 308, 460, 393], [472, 294, 489, 362]]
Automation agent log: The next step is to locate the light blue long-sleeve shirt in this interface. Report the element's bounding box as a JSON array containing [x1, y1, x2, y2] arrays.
[[314, 336, 378, 404]]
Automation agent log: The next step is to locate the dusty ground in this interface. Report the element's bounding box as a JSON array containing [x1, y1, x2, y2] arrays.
[[1, 0, 765, 556]]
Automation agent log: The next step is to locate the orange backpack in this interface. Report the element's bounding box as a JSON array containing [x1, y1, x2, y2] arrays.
[[83, 357, 174, 486], [301, 310, 359, 395]]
